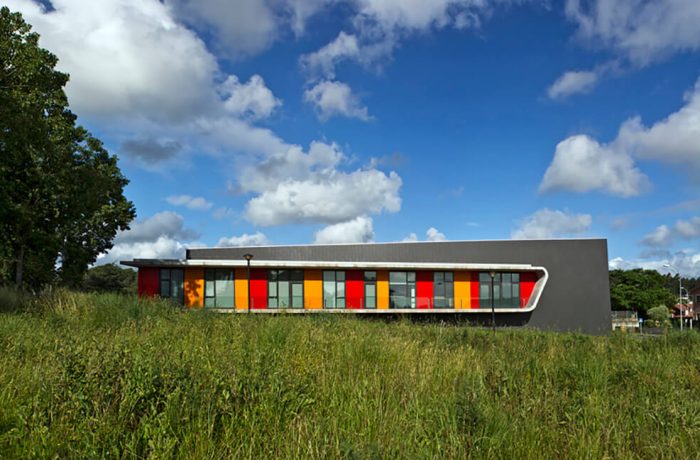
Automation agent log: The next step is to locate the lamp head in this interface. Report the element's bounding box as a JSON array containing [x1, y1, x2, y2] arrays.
[[243, 253, 254, 262]]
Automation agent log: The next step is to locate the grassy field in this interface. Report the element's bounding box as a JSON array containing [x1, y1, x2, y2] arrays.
[[1, 289, 699, 458]]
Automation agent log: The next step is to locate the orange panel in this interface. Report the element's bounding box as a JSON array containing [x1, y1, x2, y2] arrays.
[[234, 268, 248, 311], [304, 270, 323, 309], [454, 271, 471, 309], [184, 267, 204, 308], [377, 270, 389, 310]]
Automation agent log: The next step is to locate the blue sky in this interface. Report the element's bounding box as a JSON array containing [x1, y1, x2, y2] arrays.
[[8, 0, 700, 275]]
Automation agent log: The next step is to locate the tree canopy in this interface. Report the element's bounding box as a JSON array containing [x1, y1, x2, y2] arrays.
[[609, 269, 677, 315], [0, 7, 135, 289]]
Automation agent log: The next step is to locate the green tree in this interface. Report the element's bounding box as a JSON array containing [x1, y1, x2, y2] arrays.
[[646, 305, 671, 327], [0, 7, 135, 289], [609, 269, 676, 315], [82, 264, 137, 294]]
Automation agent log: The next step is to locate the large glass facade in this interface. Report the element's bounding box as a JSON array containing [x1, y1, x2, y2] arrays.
[[479, 272, 521, 308], [323, 271, 345, 309], [204, 269, 234, 308], [268, 269, 304, 308], [364, 271, 376, 309], [389, 271, 416, 308], [160, 268, 184, 303], [433, 272, 454, 308]]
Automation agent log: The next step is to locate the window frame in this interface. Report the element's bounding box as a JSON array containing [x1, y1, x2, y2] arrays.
[[389, 271, 416, 309], [159, 268, 184, 304], [268, 269, 304, 309], [433, 271, 454, 308], [364, 271, 377, 309], [323, 270, 346, 309], [204, 268, 235, 308], [478, 272, 521, 308]]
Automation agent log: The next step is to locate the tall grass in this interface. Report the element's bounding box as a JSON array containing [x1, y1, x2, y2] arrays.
[[1, 288, 699, 458]]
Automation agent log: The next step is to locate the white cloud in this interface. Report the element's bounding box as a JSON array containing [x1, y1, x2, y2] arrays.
[[97, 211, 201, 264], [301, 32, 361, 80], [234, 141, 402, 226], [245, 169, 402, 226], [641, 217, 700, 248], [542, 75, 700, 194], [314, 216, 375, 244], [113, 211, 199, 245], [217, 232, 271, 247], [304, 80, 371, 121], [426, 227, 447, 242], [403, 227, 448, 242], [511, 208, 592, 239], [565, 0, 700, 66], [6, 0, 223, 122], [166, 195, 213, 211], [166, 0, 328, 58], [166, 0, 279, 58], [547, 70, 600, 99], [221, 75, 281, 120], [97, 236, 189, 265], [213, 207, 237, 220], [539, 135, 649, 197], [609, 249, 700, 277], [403, 233, 419, 242], [641, 225, 674, 248]]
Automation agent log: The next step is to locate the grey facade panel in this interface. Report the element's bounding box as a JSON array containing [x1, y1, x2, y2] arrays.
[[186, 239, 612, 335]]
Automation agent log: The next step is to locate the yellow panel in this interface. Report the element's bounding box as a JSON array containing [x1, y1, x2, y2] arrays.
[[454, 271, 471, 310], [235, 268, 248, 311], [377, 270, 389, 310], [184, 268, 204, 309], [304, 270, 323, 309]]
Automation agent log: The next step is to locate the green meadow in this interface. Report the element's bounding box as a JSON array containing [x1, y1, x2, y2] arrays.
[[1, 289, 699, 459]]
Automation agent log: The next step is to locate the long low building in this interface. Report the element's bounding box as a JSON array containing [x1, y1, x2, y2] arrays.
[[121, 238, 611, 334]]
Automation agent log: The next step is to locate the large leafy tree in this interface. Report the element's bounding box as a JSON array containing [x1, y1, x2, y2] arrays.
[[0, 7, 135, 289], [609, 269, 676, 315]]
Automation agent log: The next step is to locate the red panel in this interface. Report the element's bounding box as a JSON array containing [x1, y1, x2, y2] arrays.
[[138, 267, 159, 297], [470, 273, 480, 309], [250, 268, 268, 309], [345, 270, 364, 309], [416, 271, 433, 309], [520, 272, 537, 308]]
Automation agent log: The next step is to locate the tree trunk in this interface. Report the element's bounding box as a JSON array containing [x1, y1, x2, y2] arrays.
[[15, 245, 24, 287]]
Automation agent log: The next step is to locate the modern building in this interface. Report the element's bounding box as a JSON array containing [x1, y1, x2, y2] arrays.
[[121, 238, 612, 334]]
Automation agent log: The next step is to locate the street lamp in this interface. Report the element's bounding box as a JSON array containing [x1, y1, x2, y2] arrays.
[[244, 253, 253, 314], [489, 270, 497, 334], [663, 263, 683, 331]]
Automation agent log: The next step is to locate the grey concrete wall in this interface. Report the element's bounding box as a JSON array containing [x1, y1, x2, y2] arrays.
[[186, 239, 612, 334]]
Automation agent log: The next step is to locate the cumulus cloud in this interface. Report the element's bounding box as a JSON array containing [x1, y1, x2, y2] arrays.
[[113, 211, 199, 245], [547, 69, 600, 99], [166, 195, 213, 211], [426, 227, 447, 241], [301, 32, 362, 80], [641, 217, 700, 248], [245, 169, 402, 226], [565, 0, 700, 66], [511, 209, 592, 240], [304, 80, 371, 121], [166, 0, 328, 58], [610, 249, 700, 277], [542, 75, 700, 194], [539, 135, 649, 197], [97, 211, 201, 264], [314, 216, 375, 244], [217, 232, 271, 247], [235, 141, 402, 226], [221, 75, 281, 120], [6, 0, 224, 122], [403, 227, 448, 242]]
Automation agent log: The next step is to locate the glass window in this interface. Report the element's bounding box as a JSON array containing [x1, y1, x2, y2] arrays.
[[160, 268, 183, 303], [389, 271, 415, 309], [434, 271, 454, 308], [269, 269, 304, 309], [323, 271, 345, 309], [364, 271, 376, 309], [204, 269, 234, 308], [479, 272, 521, 308]]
